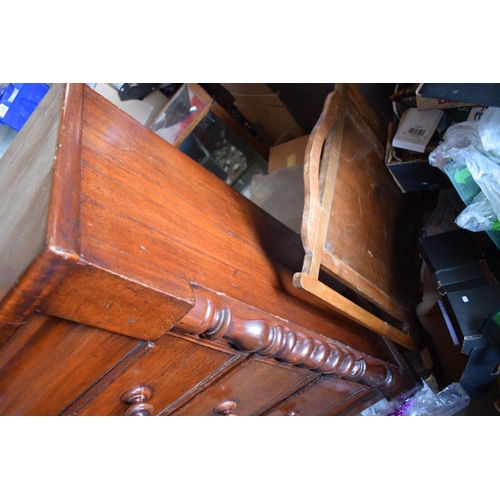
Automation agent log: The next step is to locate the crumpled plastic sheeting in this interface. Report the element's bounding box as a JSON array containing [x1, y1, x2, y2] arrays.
[[455, 191, 499, 232], [361, 380, 470, 416], [386, 382, 470, 416], [429, 107, 500, 222]]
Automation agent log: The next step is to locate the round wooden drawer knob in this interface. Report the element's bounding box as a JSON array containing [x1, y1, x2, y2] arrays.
[[124, 402, 154, 416], [121, 386, 154, 416], [213, 400, 240, 416]]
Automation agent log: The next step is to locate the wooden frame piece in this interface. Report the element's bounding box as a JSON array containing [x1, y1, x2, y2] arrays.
[[293, 84, 419, 351]]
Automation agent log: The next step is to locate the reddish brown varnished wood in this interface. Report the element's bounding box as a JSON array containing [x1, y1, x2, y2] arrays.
[[173, 284, 398, 390], [0, 83, 422, 416], [333, 389, 386, 416], [69, 332, 245, 416], [265, 375, 369, 416], [34, 85, 399, 360], [120, 386, 153, 404], [121, 387, 154, 416], [40, 261, 193, 342], [213, 400, 240, 416], [0, 313, 139, 416], [172, 357, 317, 416], [125, 403, 154, 416], [46, 83, 83, 253]]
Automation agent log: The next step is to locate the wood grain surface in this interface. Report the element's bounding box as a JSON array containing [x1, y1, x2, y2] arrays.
[[0, 313, 139, 415], [38, 85, 399, 360], [295, 84, 420, 350], [172, 356, 317, 416], [0, 84, 422, 416], [70, 332, 244, 416], [264, 375, 369, 416]]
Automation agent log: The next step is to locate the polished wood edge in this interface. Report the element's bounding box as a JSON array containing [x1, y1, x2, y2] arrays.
[[60, 341, 154, 415], [293, 273, 419, 352], [173, 355, 318, 417], [262, 375, 368, 416], [172, 283, 398, 389], [158, 353, 245, 416], [254, 372, 317, 416], [0, 323, 25, 350], [0, 313, 51, 368], [0, 247, 79, 343], [210, 102, 269, 161], [46, 83, 83, 254]]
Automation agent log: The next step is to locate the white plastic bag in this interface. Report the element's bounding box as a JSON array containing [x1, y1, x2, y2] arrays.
[[478, 106, 500, 156], [428, 121, 482, 169], [455, 191, 499, 232], [429, 107, 500, 221]]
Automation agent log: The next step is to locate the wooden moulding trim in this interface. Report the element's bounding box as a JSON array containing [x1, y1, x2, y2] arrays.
[[46, 83, 84, 254], [172, 284, 397, 389], [293, 273, 419, 352], [0, 84, 83, 342], [0, 248, 79, 345]]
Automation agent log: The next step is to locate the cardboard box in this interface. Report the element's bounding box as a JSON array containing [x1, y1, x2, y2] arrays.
[[221, 84, 305, 146], [385, 121, 451, 192], [268, 134, 309, 172]]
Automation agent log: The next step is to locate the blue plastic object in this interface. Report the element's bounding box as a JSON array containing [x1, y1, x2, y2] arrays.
[[0, 83, 50, 131]]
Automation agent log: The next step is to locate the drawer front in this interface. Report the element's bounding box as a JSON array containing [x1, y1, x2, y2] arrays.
[[71, 333, 244, 416], [265, 375, 368, 416], [0, 313, 139, 416], [172, 356, 317, 416]]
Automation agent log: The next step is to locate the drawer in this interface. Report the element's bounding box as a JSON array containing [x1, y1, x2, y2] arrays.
[[68, 332, 244, 416], [265, 375, 369, 416], [0, 313, 139, 416], [172, 356, 317, 416]]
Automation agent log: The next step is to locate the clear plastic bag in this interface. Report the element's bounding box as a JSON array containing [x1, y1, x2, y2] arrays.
[[428, 121, 482, 169], [429, 107, 500, 222], [387, 382, 470, 416], [478, 106, 500, 156], [455, 191, 500, 232]]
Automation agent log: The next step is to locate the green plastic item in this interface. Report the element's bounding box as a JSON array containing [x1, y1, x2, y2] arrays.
[[443, 161, 500, 250]]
